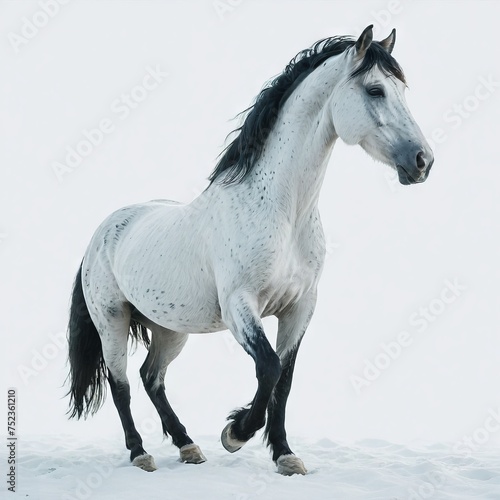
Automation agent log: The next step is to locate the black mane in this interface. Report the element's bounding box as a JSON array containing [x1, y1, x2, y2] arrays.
[[208, 35, 405, 186]]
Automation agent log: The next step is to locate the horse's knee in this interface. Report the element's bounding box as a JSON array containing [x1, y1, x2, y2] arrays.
[[139, 359, 155, 388], [256, 350, 281, 388]]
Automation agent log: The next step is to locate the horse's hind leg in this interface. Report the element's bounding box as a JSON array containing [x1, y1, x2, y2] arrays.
[[140, 326, 206, 464], [97, 309, 156, 471]]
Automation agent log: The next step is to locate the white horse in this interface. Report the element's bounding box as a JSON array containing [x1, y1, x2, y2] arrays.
[[66, 25, 433, 476]]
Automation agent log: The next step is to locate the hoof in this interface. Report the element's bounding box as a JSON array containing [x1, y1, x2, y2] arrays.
[[180, 444, 207, 464], [132, 453, 157, 472], [276, 455, 307, 476], [221, 422, 247, 453]]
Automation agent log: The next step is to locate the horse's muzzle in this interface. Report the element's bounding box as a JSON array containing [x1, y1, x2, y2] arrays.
[[396, 153, 434, 185]]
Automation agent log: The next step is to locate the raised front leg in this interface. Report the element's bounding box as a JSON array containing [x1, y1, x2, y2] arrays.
[[220, 293, 282, 453], [265, 292, 317, 475]]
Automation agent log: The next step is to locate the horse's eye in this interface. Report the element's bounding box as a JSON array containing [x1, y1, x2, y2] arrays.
[[366, 86, 385, 98]]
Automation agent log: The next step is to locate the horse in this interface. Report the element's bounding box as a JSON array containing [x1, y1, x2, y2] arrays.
[[66, 25, 434, 476]]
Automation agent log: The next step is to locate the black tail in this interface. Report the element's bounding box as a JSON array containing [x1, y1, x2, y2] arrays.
[[66, 263, 107, 419], [66, 262, 150, 419]]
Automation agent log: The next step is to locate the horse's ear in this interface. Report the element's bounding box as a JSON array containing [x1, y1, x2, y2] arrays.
[[379, 28, 396, 54], [355, 25, 373, 58]]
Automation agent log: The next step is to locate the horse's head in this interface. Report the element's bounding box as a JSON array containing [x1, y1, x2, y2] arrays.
[[330, 25, 434, 185]]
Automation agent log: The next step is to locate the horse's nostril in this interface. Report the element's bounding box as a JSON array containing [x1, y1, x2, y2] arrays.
[[416, 152, 426, 170]]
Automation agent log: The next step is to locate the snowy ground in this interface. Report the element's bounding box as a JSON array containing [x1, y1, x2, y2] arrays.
[[17, 434, 500, 499]]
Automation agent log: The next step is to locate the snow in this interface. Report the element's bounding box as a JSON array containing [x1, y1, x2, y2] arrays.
[[18, 434, 500, 499]]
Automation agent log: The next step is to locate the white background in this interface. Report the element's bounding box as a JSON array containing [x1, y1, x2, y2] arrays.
[[1, 0, 499, 452]]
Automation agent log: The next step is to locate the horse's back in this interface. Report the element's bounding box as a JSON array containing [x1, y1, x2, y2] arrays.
[[82, 199, 183, 302]]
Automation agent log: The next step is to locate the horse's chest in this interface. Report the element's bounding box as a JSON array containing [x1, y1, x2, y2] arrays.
[[260, 277, 307, 317], [258, 247, 320, 317]]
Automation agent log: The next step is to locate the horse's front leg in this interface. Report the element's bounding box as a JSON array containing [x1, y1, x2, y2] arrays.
[[220, 292, 282, 453], [264, 292, 318, 475]]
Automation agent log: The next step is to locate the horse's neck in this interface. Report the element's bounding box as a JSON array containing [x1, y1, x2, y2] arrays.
[[248, 65, 339, 226]]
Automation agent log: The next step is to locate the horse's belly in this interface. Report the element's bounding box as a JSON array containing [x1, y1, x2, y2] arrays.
[[145, 308, 225, 334], [125, 276, 226, 334]]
